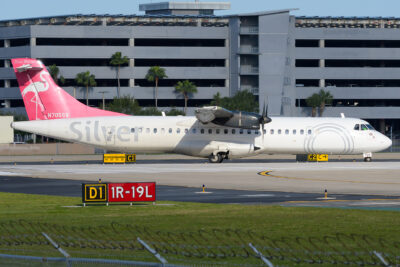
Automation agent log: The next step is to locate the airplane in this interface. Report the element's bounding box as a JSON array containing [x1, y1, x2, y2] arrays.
[[10, 58, 392, 163]]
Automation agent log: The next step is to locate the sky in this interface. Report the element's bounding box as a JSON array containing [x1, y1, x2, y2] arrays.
[[1, 0, 400, 20]]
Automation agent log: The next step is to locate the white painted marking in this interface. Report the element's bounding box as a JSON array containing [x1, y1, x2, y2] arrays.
[[350, 202, 400, 206], [316, 197, 336, 200], [241, 194, 275, 197], [0, 171, 25, 176]]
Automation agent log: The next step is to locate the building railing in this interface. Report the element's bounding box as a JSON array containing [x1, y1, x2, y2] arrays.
[[240, 66, 259, 74], [239, 46, 259, 54], [240, 26, 259, 34], [241, 87, 259, 94]]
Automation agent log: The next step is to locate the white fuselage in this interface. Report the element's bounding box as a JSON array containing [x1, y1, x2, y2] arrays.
[[12, 116, 392, 158]]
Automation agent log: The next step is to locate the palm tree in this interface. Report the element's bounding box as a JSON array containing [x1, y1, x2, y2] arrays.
[[318, 89, 333, 117], [306, 93, 320, 117], [145, 66, 167, 108], [110, 52, 129, 98], [175, 80, 197, 115], [48, 64, 65, 85], [211, 92, 222, 106], [75, 71, 96, 106]]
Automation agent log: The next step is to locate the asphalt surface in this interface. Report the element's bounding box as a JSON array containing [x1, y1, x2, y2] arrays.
[[0, 157, 399, 166], [1, 176, 400, 208]]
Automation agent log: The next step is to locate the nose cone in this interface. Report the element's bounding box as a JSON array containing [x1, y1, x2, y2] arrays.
[[381, 135, 392, 150]]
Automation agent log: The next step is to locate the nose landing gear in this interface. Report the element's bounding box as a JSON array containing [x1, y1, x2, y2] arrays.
[[208, 152, 228, 163], [363, 152, 372, 162]]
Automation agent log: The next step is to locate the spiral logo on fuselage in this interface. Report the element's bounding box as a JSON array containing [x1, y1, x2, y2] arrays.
[[304, 123, 354, 154]]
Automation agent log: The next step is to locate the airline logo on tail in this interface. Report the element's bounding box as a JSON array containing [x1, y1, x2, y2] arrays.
[[21, 72, 50, 97], [12, 58, 126, 121]]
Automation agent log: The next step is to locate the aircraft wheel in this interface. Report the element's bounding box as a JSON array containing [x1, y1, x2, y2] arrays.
[[364, 157, 372, 162], [209, 153, 222, 163]]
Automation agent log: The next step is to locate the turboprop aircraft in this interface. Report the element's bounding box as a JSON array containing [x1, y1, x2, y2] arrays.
[[10, 58, 392, 162]]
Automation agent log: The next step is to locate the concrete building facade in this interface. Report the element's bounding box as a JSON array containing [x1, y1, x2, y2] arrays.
[[1, 2, 400, 134]]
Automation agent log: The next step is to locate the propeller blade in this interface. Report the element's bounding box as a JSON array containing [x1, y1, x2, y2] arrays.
[[264, 102, 268, 119], [259, 99, 271, 142], [262, 102, 266, 142], [262, 102, 266, 118], [262, 122, 265, 142]]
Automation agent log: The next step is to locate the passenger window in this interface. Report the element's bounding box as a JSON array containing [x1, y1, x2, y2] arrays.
[[208, 129, 212, 134], [201, 129, 205, 134], [185, 128, 188, 133], [161, 128, 165, 134], [270, 129, 274, 135], [153, 128, 157, 134], [263, 129, 267, 134], [239, 129, 244, 134], [293, 129, 296, 135], [224, 129, 228, 134], [192, 128, 196, 134], [278, 129, 282, 135], [255, 130, 259, 135], [308, 129, 312, 135], [247, 130, 252, 134], [146, 128, 150, 133], [216, 129, 220, 134], [285, 129, 289, 135], [131, 128, 135, 133], [168, 128, 172, 133], [300, 129, 304, 135], [138, 127, 143, 133], [176, 128, 181, 134], [361, 124, 368, 131], [232, 129, 236, 134]]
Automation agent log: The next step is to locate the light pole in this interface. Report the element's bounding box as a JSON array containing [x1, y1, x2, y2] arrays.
[[98, 91, 109, 110]]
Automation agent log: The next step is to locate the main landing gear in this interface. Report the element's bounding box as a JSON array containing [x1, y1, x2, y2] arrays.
[[363, 152, 372, 162], [208, 152, 228, 163]]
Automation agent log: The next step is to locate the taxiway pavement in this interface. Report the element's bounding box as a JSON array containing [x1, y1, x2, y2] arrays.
[[1, 176, 400, 210], [0, 159, 399, 196]]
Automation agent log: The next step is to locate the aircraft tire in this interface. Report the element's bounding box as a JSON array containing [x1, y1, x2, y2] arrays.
[[209, 153, 222, 163], [364, 157, 372, 162], [218, 154, 224, 163]]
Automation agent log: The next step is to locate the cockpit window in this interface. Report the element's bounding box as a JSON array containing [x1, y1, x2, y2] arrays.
[[366, 124, 375, 130], [354, 124, 360, 130], [361, 124, 368, 131]]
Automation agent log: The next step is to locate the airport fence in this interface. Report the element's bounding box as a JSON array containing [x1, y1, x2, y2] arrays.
[[0, 220, 399, 266]]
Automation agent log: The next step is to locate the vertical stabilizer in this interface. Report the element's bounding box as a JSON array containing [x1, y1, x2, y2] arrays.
[[11, 58, 125, 120]]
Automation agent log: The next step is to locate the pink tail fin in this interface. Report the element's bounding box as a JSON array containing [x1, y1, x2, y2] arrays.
[[11, 58, 125, 120]]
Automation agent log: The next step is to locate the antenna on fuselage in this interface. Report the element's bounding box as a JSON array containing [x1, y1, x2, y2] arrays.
[[340, 113, 345, 118]]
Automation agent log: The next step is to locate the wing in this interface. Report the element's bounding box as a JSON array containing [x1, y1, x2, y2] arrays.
[[195, 106, 234, 124], [195, 106, 271, 129]]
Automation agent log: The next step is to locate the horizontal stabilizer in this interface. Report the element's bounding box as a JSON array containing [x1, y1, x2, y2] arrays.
[[16, 64, 43, 72]]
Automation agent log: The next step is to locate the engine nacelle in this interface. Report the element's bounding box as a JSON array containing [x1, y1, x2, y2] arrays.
[[212, 111, 261, 129], [195, 106, 272, 130]]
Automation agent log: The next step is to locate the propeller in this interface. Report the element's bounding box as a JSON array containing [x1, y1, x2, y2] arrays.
[[259, 101, 272, 141]]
